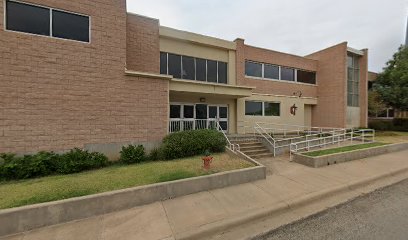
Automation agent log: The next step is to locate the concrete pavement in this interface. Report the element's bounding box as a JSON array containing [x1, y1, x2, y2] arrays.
[[2, 149, 408, 240]]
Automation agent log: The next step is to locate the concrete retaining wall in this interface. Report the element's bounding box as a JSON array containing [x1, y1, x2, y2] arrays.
[[0, 162, 266, 237], [293, 142, 408, 168]]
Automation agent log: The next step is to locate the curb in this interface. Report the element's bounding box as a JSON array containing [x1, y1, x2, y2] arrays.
[[175, 165, 408, 240]]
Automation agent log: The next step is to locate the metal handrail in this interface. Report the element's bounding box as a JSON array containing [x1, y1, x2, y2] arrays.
[[215, 120, 237, 152], [289, 128, 376, 158], [254, 123, 277, 156]]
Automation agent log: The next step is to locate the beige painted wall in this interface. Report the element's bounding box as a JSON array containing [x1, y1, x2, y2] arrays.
[[236, 94, 317, 134], [169, 94, 237, 134], [304, 105, 312, 127], [347, 106, 361, 128]]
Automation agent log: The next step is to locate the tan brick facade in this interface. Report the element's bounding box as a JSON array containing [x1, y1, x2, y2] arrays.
[[0, 0, 368, 157], [0, 0, 168, 157], [306, 42, 348, 128]]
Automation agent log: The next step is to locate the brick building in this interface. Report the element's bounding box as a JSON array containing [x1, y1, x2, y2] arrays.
[[0, 0, 368, 158]]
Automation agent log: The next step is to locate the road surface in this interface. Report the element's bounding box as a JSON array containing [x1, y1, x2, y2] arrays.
[[254, 178, 408, 240]]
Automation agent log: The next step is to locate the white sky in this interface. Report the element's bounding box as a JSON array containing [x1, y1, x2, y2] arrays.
[[127, 0, 408, 72]]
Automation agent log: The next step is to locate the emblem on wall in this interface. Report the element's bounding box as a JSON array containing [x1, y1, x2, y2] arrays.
[[290, 104, 298, 116]]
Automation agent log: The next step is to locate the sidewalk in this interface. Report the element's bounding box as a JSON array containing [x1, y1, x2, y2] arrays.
[[2, 150, 408, 240]]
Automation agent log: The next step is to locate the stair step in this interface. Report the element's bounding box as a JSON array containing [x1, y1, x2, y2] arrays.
[[234, 142, 263, 147], [242, 149, 270, 154], [248, 152, 275, 159], [239, 146, 266, 151]]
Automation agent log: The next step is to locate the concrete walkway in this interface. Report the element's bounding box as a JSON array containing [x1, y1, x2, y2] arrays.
[[2, 150, 408, 240]]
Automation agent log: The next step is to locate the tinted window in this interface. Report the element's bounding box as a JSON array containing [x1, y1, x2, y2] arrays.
[[182, 56, 195, 80], [219, 107, 228, 118], [52, 10, 89, 42], [245, 61, 262, 78], [264, 102, 280, 116], [168, 54, 181, 79], [160, 52, 167, 74], [6, 1, 50, 36], [207, 60, 218, 83], [245, 101, 263, 116], [184, 105, 194, 118], [281, 67, 295, 81], [209, 106, 218, 118], [170, 105, 181, 118], [219, 121, 228, 131], [264, 64, 279, 79], [297, 70, 316, 84], [196, 58, 206, 81], [218, 62, 227, 84], [195, 104, 207, 119]]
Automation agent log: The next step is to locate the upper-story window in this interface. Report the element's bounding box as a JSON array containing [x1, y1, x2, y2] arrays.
[[160, 52, 228, 84], [347, 54, 360, 107], [245, 60, 316, 85], [5, 0, 90, 43]]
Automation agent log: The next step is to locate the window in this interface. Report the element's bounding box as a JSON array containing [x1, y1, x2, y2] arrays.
[[297, 70, 316, 84], [52, 10, 89, 42], [245, 101, 281, 116], [182, 56, 195, 80], [160, 52, 167, 74], [5, 0, 90, 43], [347, 54, 360, 107], [245, 101, 263, 116], [281, 67, 295, 81], [170, 105, 181, 118], [168, 54, 181, 79], [245, 61, 262, 78], [196, 58, 207, 81], [6, 1, 50, 36], [264, 64, 279, 79], [160, 52, 227, 84], [245, 60, 316, 85], [264, 102, 280, 116], [183, 105, 194, 118], [218, 62, 228, 84], [207, 60, 218, 83]]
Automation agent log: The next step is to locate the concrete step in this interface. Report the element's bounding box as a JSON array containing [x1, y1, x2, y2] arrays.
[[248, 152, 274, 159], [234, 142, 264, 147], [242, 149, 270, 155], [239, 145, 266, 151]]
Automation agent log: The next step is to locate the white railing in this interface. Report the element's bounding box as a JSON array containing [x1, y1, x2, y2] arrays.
[[169, 119, 216, 133], [215, 120, 239, 152], [289, 129, 375, 158]]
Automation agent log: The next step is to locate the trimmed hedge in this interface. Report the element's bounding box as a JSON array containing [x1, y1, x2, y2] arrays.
[[160, 129, 227, 160], [0, 149, 108, 181], [368, 118, 408, 131]]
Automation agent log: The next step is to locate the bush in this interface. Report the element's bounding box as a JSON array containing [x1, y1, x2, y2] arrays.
[[0, 149, 108, 181], [148, 147, 162, 161], [120, 145, 146, 164], [368, 118, 408, 132], [0, 152, 59, 180], [160, 129, 226, 160], [56, 148, 108, 174]]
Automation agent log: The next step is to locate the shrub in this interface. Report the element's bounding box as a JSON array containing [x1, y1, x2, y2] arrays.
[[55, 148, 108, 174], [0, 152, 59, 180], [160, 129, 226, 160], [368, 120, 394, 131], [392, 118, 408, 131], [120, 145, 146, 164], [148, 147, 162, 161]]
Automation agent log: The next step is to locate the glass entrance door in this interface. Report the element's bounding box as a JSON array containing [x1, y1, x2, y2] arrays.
[[208, 105, 228, 132]]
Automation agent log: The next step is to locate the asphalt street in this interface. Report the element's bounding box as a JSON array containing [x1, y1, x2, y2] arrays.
[[254, 178, 408, 240]]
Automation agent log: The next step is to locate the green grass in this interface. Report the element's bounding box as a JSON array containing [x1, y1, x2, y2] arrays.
[[0, 153, 253, 210], [302, 142, 388, 157]]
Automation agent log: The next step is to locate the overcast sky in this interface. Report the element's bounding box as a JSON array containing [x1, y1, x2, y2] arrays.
[[127, 0, 408, 72]]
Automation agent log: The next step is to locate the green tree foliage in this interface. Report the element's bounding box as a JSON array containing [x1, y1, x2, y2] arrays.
[[368, 91, 387, 117], [374, 46, 408, 111]]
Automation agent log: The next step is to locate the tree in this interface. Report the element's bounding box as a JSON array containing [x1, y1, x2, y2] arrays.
[[368, 91, 387, 117], [374, 46, 408, 111]]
